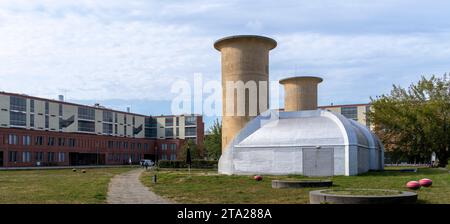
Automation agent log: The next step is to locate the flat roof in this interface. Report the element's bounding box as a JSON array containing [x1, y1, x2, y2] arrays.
[[0, 91, 202, 118], [318, 103, 371, 108]]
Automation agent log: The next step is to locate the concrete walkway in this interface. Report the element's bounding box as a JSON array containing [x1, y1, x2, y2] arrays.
[[107, 169, 172, 204]]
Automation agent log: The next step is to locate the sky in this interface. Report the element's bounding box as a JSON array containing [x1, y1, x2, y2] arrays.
[[1, 0, 450, 129]]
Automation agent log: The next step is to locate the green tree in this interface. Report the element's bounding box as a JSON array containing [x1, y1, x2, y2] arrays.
[[204, 119, 222, 160], [177, 139, 200, 161], [368, 74, 450, 167]]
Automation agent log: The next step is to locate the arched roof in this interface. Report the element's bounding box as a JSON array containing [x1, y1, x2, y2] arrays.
[[230, 109, 375, 149]]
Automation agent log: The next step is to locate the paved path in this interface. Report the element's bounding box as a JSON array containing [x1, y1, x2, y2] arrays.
[[107, 169, 172, 204]]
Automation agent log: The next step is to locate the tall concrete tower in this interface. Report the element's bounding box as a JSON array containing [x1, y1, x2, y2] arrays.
[[214, 35, 277, 151], [279, 76, 323, 111]]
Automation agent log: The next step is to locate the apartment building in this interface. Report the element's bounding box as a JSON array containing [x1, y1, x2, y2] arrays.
[[318, 103, 372, 128], [0, 91, 204, 167]]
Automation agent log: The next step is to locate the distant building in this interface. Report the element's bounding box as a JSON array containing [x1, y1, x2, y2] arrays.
[[319, 103, 372, 129], [0, 91, 203, 167]]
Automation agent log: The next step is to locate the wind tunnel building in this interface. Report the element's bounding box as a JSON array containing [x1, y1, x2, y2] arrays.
[[215, 35, 384, 176]]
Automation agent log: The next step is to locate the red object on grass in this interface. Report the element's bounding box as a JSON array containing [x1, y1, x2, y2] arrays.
[[419, 178, 432, 187], [406, 181, 421, 190], [254, 176, 263, 181]]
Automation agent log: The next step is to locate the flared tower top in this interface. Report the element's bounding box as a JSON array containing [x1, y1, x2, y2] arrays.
[[279, 76, 323, 85], [214, 35, 277, 51]]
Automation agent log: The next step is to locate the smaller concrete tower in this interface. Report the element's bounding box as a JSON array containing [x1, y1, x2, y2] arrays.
[[279, 76, 323, 111]]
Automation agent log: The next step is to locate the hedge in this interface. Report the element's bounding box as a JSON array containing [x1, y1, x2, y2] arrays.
[[157, 160, 218, 169]]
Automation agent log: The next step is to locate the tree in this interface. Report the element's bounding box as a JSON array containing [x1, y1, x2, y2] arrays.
[[178, 139, 200, 161], [368, 74, 450, 167], [204, 119, 222, 160]]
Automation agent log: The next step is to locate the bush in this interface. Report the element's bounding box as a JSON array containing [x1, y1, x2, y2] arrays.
[[157, 160, 217, 169]]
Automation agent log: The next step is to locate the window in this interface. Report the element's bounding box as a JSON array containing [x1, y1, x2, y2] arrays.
[[161, 143, 168, 160], [124, 142, 128, 149], [78, 107, 95, 120], [165, 128, 174, 137], [45, 115, 49, 129], [48, 137, 55, 146], [185, 127, 197, 136], [103, 123, 113, 135], [114, 124, 118, 135], [124, 116, 127, 124], [185, 116, 196, 126], [47, 152, 55, 162], [8, 151, 17, 162], [108, 141, 114, 149], [8, 134, 18, 145], [78, 120, 95, 132], [58, 152, 65, 162], [30, 99, 35, 113], [68, 138, 76, 147], [145, 128, 157, 138], [30, 114, 35, 127], [145, 117, 157, 128], [103, 111, 113, 122], [10, 111, 26, 126], [166, 117, 173, 127], [170, 144, 177, 160], [124, 126, 127, 136], [341, 106, 358, 121], [176, 117, 179, 126], [23, 135, 31, 146], [114, 113, 118, 123], [35, 136, 44, 145], [45, 101, 49, 114], [144, 143, 149, 152], [59, 104, 63, 116], [22, 152, 31, 162], [132, 116, 135, 125], [35, 152, 44, 161], [58, 137, 65, 146], [10, 96, 26, 112]]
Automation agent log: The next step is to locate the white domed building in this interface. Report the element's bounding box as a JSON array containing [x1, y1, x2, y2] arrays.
[[218, 108, 384, 176]]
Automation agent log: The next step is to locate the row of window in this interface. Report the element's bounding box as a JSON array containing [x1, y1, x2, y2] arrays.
[[106, 141, 150, 151], [145, 116, 197, 128], [144, 127, 197, 138], [6, 134, 77, 147], [161, 143, 177, 160], [11, 97, 60, 116], [8, 151, 65, 163]]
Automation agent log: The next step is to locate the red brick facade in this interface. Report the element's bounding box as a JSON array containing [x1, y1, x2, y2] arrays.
[[0, 128, 184, 167]]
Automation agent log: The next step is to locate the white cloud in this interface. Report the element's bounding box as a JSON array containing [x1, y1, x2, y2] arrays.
[[0, 0, 449, 109]]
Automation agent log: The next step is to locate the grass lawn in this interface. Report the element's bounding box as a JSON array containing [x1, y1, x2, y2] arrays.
[[141, 167, 450, 204], [0, 167, 133, 204]]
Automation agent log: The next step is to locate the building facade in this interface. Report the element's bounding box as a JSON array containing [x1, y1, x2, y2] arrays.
[[318, 103, 372, 129], [0, 92, 203, 167]]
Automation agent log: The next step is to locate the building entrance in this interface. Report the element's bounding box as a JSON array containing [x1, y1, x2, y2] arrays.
[[69, 152, 105, 166]]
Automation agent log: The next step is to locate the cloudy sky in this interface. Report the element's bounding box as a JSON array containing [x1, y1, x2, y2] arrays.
[[1, 0, 450, 128]]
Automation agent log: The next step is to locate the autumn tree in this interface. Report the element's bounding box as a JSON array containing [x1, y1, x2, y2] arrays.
[[368, 74, 450, 167]]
